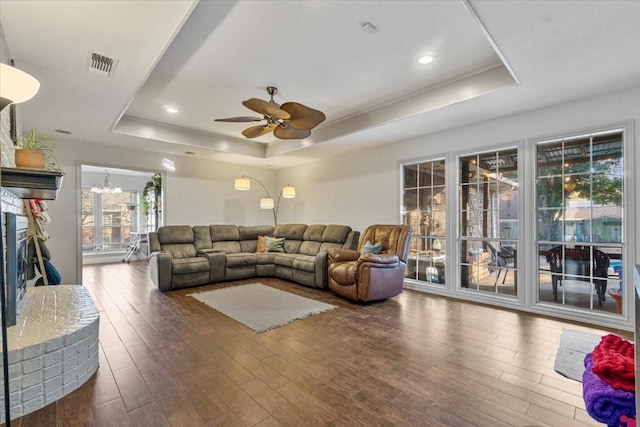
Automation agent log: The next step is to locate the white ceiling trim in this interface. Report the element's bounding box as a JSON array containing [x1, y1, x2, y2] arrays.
[[114, 64, 516, 160]]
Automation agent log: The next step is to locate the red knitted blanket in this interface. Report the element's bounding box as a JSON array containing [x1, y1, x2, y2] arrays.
[[592, 334, 636, 392]]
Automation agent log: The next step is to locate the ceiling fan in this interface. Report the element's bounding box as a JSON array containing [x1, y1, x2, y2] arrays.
[[215, 87, 326, 140]]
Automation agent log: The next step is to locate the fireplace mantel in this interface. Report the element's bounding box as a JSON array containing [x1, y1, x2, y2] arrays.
[[1, 167, 64, 200]]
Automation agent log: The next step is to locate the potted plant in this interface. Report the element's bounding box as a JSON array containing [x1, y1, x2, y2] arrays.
[[15, 128, 59, 170], [141, 173, 162, 230]]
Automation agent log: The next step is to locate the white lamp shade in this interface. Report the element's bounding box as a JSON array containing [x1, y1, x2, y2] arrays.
[[234, 178, 251, 190], [0, 63, 40, 104], [282, 185, 296, 199], [260, 198, 274, 209]]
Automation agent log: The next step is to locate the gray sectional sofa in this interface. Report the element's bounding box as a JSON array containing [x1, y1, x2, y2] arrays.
[[148, 223, 359, 291]]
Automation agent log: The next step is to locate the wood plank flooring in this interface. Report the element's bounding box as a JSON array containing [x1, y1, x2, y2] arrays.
[[4, 261, 633, 426]]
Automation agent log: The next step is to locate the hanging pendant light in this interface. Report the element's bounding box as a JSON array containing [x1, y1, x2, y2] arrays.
[[91, 169, 122, 193]]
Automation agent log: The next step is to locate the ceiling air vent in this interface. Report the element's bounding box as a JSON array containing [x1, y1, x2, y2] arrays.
[[85, 51, 118, 77]]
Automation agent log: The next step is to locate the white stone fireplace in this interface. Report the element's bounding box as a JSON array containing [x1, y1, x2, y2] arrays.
[[1, 285, 99, 420]]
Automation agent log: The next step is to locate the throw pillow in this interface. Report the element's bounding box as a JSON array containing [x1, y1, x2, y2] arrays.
[[265, 236, 285, 253], [256, 236, 267, 253], [361, 241, 382, 255]]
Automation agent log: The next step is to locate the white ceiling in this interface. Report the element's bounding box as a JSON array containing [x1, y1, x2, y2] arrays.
[[2, 1, 640, 169]]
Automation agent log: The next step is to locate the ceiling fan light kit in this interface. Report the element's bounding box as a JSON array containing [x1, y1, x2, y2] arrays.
[[216, 87, 325, 140]]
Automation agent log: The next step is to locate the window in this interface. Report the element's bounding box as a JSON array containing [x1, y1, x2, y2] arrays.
[[402, 159, 446, 284], [536, 130, 624, 314], [459, 148, 519, 296], [82, 189, 139, 253]]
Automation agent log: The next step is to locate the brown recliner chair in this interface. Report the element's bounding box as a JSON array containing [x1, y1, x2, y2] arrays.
[[327, 224, 412, 302]]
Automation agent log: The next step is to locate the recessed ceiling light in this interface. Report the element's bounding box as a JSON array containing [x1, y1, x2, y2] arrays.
[[418, 54, 435, 65], [185, 151, 195, 155], [165, 106, 178, 114]]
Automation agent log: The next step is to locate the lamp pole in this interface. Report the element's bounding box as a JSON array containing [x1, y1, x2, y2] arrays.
[[239, 175, 277, 225], [236, 175, 295, 226]]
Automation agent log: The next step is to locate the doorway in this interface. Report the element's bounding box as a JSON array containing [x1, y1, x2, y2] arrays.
[[80, 165, 163, 265]]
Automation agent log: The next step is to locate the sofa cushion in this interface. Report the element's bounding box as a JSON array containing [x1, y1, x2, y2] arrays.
[[210, 225, 240, 241], [159, 225, 194, 244], [283, 240, 302, 254], [266, 236, 285, 252], [164, 243, 196, 259], [322, 224, 352, 243], [273, 254, 297, 267], [239, 225, 274, 240], [226, 253, 257, 267], [274, 224, 307, 240], [303, 224, 326, 242], [172, 257, 209, 274], [255, 253, 277, 264], [212, 241, 242, 254], [193, 226, 212, 250], [293, 255, 316, 273], [241, 239, 258, 253], [299, 241, 321, 256]]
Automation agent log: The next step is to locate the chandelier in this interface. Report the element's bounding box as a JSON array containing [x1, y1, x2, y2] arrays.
[[90, 169, 122, 193]]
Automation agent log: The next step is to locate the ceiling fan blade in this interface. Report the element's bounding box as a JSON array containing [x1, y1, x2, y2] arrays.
[[215, 116, 263, 122], [242, 98, 291, 120], [242, 124, 276, 139], [273, 125, 311, 140], [280, 102, 326, 130]]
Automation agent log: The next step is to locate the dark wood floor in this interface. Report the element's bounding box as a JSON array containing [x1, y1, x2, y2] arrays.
[[4, 261, 633, 427]]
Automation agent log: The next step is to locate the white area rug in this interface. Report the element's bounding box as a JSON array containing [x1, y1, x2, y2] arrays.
[[188, 283, 337, 333], [554, 329, 603, 381]]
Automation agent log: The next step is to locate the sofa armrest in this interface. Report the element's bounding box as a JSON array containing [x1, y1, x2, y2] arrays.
[[314, 251, 332, 289], [342, 231, 360, 251], [148, 232, 161, 254], [197, 250, 226, 283], [149, 251, 173, 291], [328, 248, 360, 263]]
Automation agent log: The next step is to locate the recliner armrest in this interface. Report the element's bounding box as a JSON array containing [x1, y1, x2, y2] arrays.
[[359, 253, 399, 267], [360, 253, 399, 263], [328, 248, 360, 263]]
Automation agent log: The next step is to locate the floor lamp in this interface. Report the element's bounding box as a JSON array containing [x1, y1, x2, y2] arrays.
[[234, 175, 295, 225], [0, 62, 41, 426]]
